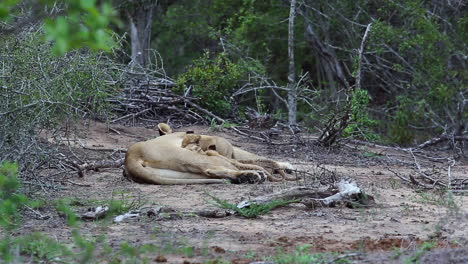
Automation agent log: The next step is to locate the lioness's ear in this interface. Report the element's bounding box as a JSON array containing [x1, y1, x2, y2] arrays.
[[157, 123, 172, 136], [208, 144, 217, 151]]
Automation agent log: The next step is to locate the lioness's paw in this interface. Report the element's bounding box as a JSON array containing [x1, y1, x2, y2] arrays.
[[278, 162, 294, 174], [232, 171, 266, 184]]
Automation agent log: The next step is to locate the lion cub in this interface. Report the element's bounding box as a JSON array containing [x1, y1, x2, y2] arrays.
[[181, 134, 288, 181], [181, 134, 234, 158]]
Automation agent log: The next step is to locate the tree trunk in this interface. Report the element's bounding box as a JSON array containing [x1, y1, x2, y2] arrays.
[[127, 2, 156, 68], [287, 0, 297, 126], [296, 5, 350, 94]]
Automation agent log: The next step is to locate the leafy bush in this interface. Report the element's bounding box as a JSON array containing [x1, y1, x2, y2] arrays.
[[0, 162, 30, 262], [270, 245, 329, 264], [388, 96, 417, 145], [15, 233, 73, 263], [343, 89, 380, 142], [0, 27, 119, 170], [207, 193, 297, 218], [368, 1, 465, 143], [175, 52, 248, 117], [1, 0, 118, 55]]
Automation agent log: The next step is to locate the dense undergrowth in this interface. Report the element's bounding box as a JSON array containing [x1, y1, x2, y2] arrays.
[[0, 28, 121, 174]]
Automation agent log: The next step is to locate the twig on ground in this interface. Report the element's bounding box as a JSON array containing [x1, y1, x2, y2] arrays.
[[72, 158, 125, 177], [237, 180, 374, 209]]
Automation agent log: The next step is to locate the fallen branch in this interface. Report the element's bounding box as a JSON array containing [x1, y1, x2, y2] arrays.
[[183, 99, 268, 142], [73, 158, 125, 177], [113, 206, 233, 223], [79, 206, 109, 221], [302, 180, 371, 208], [237, 180, 374, 209], [82, 146, 127, 152], [415, 133, 468, 150], [111, 108, 151, 123]]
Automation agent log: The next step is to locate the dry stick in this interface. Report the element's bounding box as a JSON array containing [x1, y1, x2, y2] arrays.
[[74, 158, 125, 178], [111, 108, 151, 123], [24, 204, 50, 220], [409, 150, 447, 188], [447, 158, 455, 190], [82, 146, 127, 152], [415, 134, 468, 149], [386, 167, 412, 184], [109, 127, 121, 135], [182, 99, 267, 142], [343, 138, 452, 163], [66, 180, 92, 187], [237, 180, 371, 209], [356, 23, 373, 91], [237, 186, 332, 207]]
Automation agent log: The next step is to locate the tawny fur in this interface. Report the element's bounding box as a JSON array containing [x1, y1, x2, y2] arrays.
[[181, 134, 295, 181], [123, 124, 295, 185], [181, 134, 234, 158], [183, 143, 282, 182]]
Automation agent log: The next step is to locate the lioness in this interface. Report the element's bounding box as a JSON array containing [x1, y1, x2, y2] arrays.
[[181, 134, 234, 158], [181, 133, 296, 181], [124, 124, 295, 184]]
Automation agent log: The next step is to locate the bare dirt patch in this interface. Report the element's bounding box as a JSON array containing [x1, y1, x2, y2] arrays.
[[22, 120, 468, 263]]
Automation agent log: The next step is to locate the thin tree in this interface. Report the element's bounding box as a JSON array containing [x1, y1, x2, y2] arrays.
[[124, 0, 157, 68], [287, 0, 297, 126]]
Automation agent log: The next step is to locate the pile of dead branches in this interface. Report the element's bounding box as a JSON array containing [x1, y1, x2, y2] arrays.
[[107, 75, 211, 125]]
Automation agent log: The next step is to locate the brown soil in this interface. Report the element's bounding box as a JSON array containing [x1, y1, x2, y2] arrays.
[[21, 120, 468, 263]]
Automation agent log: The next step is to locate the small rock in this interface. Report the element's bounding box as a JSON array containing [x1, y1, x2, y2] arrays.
[[211, 245, 226, 253], [154, 255, 167, 262]]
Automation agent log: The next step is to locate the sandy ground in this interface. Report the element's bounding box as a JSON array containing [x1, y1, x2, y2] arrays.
[[20, 120, 468, 263]]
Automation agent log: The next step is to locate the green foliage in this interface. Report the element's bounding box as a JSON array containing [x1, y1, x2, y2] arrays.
[[106, 191, 143, 220], [403, 241, 436, 264], [156, 0, 465, 145], [45, 1, 118, 55], [343, 89, 380, 141], [0, 162, 28, 232], [413, 191, 460, 215], [0, 163, 209, 263], [368, 0, 465, 143], [153, 0, 294, 78], [389, 96, 417, 145], [207, 193, 297, 218], [209, 119, 238, 131], [176, 52, 248, 117], [269, 245, 330, 264], [0, 162, 30, 262], [0, 0, 18, 20], [0, 28, 119, 166], [55, 199, 79, 227], [15, 232, 73, 263], [1, 0, 119, 55]]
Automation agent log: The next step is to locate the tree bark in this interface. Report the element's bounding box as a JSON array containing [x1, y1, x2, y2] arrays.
[[296, 4, 350, 93], [287, 0, 297, 126], [356, 23, 373, 91], [127, 1, 156, 68]]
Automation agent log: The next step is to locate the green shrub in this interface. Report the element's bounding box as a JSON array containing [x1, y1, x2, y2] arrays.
[[0, 162, 29, 262], [0, 162, 28, 232], [388, 96, 419, 145], [15, 233, 73, 263], [175, 52, 248, 117], [343, 89, 380, 142], [0, 27, 119, 169], [270, 245, 329, 264], [207, 193, 297, 218]]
